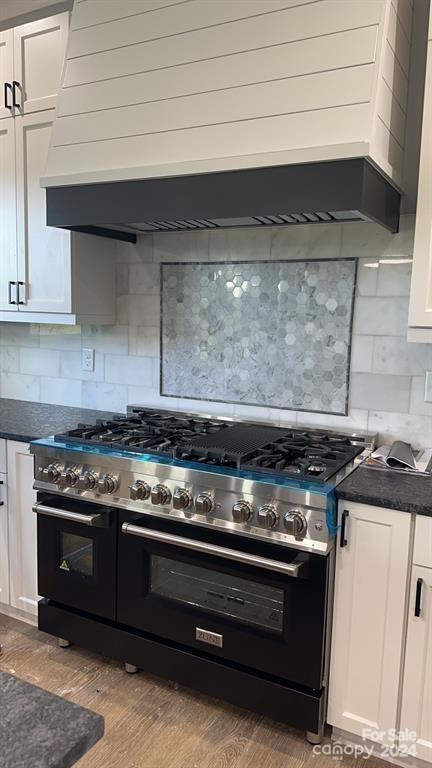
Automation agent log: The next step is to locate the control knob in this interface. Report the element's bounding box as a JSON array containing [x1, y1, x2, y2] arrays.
[[284, 510, 307, 537], [258, 504, 279, 529], [77, 471, 98, 491], [97, 473, 119, 495], [129, 480, 151, 501], [151, 484, 171, 505], [58, 467, 79, 488], [41, 463, 61, 483], [173, 487, 192, 510], [195, 493, 214, 515], [232, 500, 253, 523]]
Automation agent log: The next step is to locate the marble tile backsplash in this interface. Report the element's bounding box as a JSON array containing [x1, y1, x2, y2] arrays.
[[1, 214, 431, 448]]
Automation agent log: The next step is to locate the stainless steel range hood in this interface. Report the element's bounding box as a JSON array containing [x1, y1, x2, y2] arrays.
[[43, 0, 410, 243], [46, 159, 400, 243]]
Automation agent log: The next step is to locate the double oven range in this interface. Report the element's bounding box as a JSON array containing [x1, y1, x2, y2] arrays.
[[31, 407, 372, 742]]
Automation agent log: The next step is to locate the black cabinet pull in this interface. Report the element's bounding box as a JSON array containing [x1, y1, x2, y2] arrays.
[[340, 509, 349, 548], [3, 82, 12, 110], [415, 578, 423, 617], [0, 478, 3, 506], [12, 81, 21, 110], [17, 281, 25, 305], [8, 280, 17, 305]]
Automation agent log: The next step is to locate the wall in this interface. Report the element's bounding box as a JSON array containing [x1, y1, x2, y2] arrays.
[[0, 214, 431, 448]]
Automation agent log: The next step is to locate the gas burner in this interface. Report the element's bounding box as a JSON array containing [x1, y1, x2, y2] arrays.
[[54, 407, 366, 484]]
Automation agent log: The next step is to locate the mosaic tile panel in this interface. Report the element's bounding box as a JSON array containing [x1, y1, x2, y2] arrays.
[[161, 259, 357, 415]]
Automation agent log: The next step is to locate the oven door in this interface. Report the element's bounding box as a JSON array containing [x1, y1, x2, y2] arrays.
[[117, 512, 329, 689], [34, 493, 117, 620]]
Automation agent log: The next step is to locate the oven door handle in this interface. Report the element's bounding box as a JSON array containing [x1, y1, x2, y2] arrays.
[[33, 502, 107, 527], [121, 523, 306, 577]]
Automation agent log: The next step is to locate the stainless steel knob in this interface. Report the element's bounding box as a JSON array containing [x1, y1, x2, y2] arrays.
[[195, 492, 214, 515], [41, 463, 61, 483], [284, 510, 307, 537], [173, 487, 192, 510], [97, 473, 119, 494], [258, 504, 279, 529], [232, 500, 253, 523], [58, 468, 79, 488], [151, 484, 171, 505], [77, 471, 98, 491], [129, 480, 151, 501]]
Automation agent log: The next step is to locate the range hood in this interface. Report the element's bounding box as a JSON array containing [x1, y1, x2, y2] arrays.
[[43, 0, 410, 242]]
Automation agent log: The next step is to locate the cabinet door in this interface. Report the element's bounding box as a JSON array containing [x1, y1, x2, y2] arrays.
[[409, 39, 432, 330], [0, 473, 9, 606], [15, 110, 72, 314], [7, 441, 38, 616], [0, 117, 17, 312], [13, 13, 69, 115], [328, 502, 411, 745], [0, 29, 14, 119], [400, 566, 432, 763]]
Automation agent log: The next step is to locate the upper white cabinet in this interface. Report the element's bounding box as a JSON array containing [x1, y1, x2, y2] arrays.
[[328, 501, 411, 745], [0, 116, 16, 311], [43, 0, 412, 191], [1, 13, 68, 116], [408, 34, 432, 341], [0, 107, 116, 324], [0, 29, 13, 119], [0, 12, 116, 325]]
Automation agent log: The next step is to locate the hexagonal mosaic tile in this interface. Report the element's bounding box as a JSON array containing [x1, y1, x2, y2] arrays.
[[161, 259, 357, 415]]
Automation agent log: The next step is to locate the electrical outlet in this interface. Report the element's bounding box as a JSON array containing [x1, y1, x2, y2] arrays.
[[425, 371, 432, 403], [82, 348, 95, 372]]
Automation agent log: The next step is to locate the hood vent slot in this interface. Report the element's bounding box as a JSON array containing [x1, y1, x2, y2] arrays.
[[127, 211, 363, 233]]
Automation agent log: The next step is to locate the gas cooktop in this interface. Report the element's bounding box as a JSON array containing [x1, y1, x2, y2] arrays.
[[54, 407, 366, 483]]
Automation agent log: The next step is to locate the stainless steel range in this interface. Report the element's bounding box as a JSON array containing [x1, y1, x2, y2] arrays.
[[31, 406, 374, 743]]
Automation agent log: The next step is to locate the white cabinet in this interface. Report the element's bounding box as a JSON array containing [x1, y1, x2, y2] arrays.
[[0, 472, 9, 606], [0, 13, 117, 325], [13, 13, 68, 115], [6, 441, 38, 617], [400, 515, 432, 764], [408, 36, 432, 341], [328, 501, 411, 745], [1, 13, 68, 117], [0, 117, 16, 311], [400, 565, 432, 763], [0, 29, 13, 119]]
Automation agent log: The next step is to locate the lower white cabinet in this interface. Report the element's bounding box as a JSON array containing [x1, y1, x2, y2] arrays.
[[400, 567, 432, 762], [0, 472, 9, 606], [328, 501, 411, 746], [6, 441, 38, 616]]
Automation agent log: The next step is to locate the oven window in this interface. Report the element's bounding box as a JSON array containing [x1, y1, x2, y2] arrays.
[[59, 533, 93, 577], [151, 556, 283, 632]]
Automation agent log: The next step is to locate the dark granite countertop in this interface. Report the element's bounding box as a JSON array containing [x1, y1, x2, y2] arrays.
[[337, 465, 432, 517], [0, 671, 103, 768], [0, 398, 121, 442]]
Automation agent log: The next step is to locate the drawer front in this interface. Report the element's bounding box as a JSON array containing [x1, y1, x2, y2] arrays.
[[414, 516, 432, 568], [0, 440, 6, 473]]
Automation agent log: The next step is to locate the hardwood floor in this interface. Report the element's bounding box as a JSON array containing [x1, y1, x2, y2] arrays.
[[0, 613, 384, 768]]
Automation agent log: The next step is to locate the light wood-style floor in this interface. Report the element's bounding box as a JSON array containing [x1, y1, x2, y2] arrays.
[[0, 613, 385, 768]]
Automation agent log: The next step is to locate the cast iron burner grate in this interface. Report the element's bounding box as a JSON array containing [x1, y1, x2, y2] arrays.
[[55, 408, 363, 483]]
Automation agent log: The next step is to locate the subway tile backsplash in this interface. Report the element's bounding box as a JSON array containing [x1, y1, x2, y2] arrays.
[[1, 214, 432, 448]]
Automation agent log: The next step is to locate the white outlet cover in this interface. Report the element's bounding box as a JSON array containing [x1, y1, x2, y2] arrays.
[[82, 348, 95, 372], [425, 371, 432, 403]]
